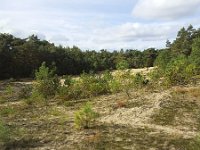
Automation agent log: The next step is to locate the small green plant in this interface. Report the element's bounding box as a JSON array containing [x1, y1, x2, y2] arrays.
[[120, 70, 134, 98], [5, 85, 14, 95], [34, 62, 60, 99], [74, 102, 98, 129]]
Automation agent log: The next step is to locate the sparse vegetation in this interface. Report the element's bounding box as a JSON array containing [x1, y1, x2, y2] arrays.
[[0, 25, 200, 149], [0, 120, 10, 143], [75, 102, 98, 129]]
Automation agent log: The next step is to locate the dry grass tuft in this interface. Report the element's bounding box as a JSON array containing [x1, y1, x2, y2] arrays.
[[187, 87, 200, 98], [115, 100, 127, 109]]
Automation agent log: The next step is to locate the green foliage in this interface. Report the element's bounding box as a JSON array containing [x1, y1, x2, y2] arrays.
[[109, 71, 126, 94], [190, 37, 200, 73], [74, 102, 98, 129], [133, 73, 148, 88], [34, 62, 60, 99], [154, 50, 172, 71], [59, 69, 149, 100], [116, 60, 129, 70], [5, 85, 14, 96], [164, 55, 195, 85], [60, 71, 113, 100], [0, 33, 159, 80], [151, 25, 200, 86], [143, 48, 158, 67], [109, 78, 121, 93], [170, 25, 195, 56], [116, 70, 134, 97], [109, 70, 148, 97], [148, 68, 161, 82]]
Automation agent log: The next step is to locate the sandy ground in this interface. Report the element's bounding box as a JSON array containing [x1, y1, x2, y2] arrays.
[[98, 90, 197, 138]]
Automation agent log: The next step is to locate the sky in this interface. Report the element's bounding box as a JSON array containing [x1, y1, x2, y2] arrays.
[[0, 0, 200, 50]]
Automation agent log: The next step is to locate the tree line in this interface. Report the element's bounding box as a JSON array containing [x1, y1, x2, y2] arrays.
[[153, 25, 200, 85], [0, 34, 158, 79]]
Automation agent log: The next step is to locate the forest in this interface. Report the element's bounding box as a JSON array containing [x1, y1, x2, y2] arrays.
[[1, 25, 200, 80], [0, 32, 159, 79]]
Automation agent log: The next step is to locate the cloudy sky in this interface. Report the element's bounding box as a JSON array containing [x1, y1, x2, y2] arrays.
[[0, 0, 200, 50]]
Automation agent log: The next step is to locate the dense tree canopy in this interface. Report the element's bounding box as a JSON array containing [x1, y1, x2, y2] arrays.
[[0, 34, 158, 79], [0, 25, 199, 79]]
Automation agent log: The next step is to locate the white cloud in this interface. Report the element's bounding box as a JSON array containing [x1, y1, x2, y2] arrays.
[[65, 22, 183, 50], [132, 0, 200, 20], [0, 0, 200, 50]]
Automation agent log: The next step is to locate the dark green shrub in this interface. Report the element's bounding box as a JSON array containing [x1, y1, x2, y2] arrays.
[[189, 37, 200, 74], [154, 50, 172, 72]]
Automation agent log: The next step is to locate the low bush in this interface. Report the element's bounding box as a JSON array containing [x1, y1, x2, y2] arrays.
[[59, 70, 148, 101], [74, 102, 98, 129], [59, 72, 113, 100], [34, 62, 60, 99]]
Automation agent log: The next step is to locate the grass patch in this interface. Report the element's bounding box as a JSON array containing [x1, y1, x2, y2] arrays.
[[0, 107, 15, 117], [152, 98, 199, 126]]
